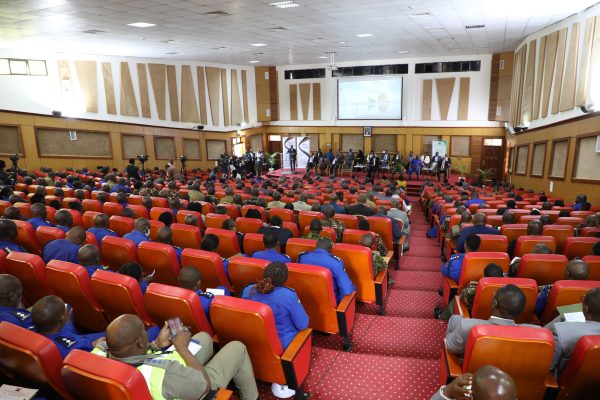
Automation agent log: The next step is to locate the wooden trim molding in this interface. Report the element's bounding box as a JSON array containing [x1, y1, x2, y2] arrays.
[[529, 140, 548, 178], [548, 138, 570, 181], [572, 132, 600, 183]]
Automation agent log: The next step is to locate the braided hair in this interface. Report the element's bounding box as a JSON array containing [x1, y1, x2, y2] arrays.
[[252, 262, 288, 295]]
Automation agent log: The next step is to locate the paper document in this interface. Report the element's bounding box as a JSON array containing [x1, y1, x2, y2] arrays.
[[563, 312, 586, 322], [206, 288, 225, 296], [0, 385, 38, 400]]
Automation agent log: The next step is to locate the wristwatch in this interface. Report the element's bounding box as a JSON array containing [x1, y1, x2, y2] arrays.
[[438, 386, 453, 400]]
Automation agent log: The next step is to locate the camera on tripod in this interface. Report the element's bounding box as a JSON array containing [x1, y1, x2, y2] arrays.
[[179, 156, 188, 163], [137, 154, 149, 162], [9, 154, 20, 164]]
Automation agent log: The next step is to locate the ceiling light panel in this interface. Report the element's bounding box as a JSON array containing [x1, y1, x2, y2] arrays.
[[127, 22, 155, 28], [270, 1, 301, 9]]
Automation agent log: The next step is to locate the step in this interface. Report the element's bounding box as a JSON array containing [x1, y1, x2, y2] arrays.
[[385, 289, 443, 319], [399, 255, 441, 272], [391, 270, 443, 292]]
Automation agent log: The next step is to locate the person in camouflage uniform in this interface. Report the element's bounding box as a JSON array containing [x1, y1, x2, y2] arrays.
[[359, 233, 393, 285], [164, 181, 180, 200], [302, 219, 334, 248], [441, 209, 471, 260], [320, 205, 345, 242], [139, 181, 159, 197], [358, 219, 387, 255]]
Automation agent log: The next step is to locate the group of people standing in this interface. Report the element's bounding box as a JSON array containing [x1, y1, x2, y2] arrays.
[[406, 151, 452, 181]]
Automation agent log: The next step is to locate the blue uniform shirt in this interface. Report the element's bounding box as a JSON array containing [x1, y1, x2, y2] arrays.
[[174, 246, 183, 264], [297, 249, 356, 304], [242, 285, 309, 348], [123, 230, 150, 247], [441, 253, 466, 282], [56, 225, 70, 234], [252, 249, 291, 264], [84, 264, 106, 277], [42, 239, 80, 264], [195, 286, 231, 321], [456, 225, 501, 252], [322, 201, 346, 215], [0, 306, 35, 330], [465, 198, 485, 207], [45, 322, 105, 358], [0, 240, 26, 253], [28, 217, 54, 230], [87, 227, 117, 248]]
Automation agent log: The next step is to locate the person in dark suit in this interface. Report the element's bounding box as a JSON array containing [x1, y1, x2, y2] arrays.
[[258, 215, 293, 253], [125, 159, 140, 180], [286, 145, 297, 172], [347, 194, 374, 216], [456, 213, 501, 252]]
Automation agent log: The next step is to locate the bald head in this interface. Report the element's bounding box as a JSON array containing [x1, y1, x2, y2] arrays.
[[0, 274, 22, 307], [31, 203, 47, 218], [106, 314, 147, 357], [526, 220, 543, 236], [93, 213, 110, 228], [156, 227, 172, 244], [565, 259, 590, 281], [66, 226, 86, 246], [78, 244, 100, 266], [134, 217, 150, 233], [491, 284, 526, 320], [472, 365, 516, 400], [473, 212, 487, 226], [178, 266, 201, 291]]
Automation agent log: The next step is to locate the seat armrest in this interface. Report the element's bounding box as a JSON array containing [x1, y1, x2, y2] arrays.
[[442, 277, 458, 305], [216, 389, 233, 400], [336, 291, 356, 338], [281, 328, 313, 390], [545, 373, 558, 389], [440, 339, 462, 385], [455, 295, 470, 318], [374, 269, 388, 315]]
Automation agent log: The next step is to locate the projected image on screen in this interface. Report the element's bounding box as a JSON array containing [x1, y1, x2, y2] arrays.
[[338, 78, 403, 120]]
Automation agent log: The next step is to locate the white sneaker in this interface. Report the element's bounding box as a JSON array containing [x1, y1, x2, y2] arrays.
[[271, 383, 296, 398]]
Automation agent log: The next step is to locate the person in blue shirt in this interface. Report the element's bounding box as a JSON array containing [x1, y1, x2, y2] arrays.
[[87, 213, 117, 248], [54, 209, 74, 234], [465, 191, 486, 208], [118, 262, 152, 294], [123, 218, 151, 247], [0, 274, 35, 330], [156, 226, 182, 264], [42, 226, 85, 264], [534, 260, 590, 316], [441, 234, 481, 282], [407, 156, 422, 180], [0, 219, 26, 254], [297, 238, 356, 304], [252, 231, 291, 263], [456, 213, 500, 253], [110, 177, 130, 193], [178, 266, 230, 321], [572, 194, 587, 211], [321, 193, 347, 214], [242, 262, 309, 349], [78, 244, 107, 277], [28, 203, 54, 230], [201, 233, 230, 276]]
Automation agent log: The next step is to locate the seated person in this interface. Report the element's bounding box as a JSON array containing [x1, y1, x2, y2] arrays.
[[222, 218, 244, 253], [297, 238, 356, 304], [303, 219, 334, 247], [242, 262, 309, 349], [0, 219, 26, 253], [374, 206, 403, 242], [28, 203, 54, 230], [104, 314, 258, 400], [321, 205, 345, 243], [87, 213, 117, 248], [258, 215, 292, 253], [465, 192, 485, 207], [572, 194, 587, 211], [78, 244, 108, 277], [430, 365, 516, 400], [123, 218, 151, 247], [358, 219, 387, 254], [535, 259, 590, 316], [546, 288, 600, 377], [3, 206, 21, 220], [0, 274, 35, 330], [201, 234, 231, 275], [158, 211, 174, 227], [178, 266, 230, 321], [507, 220, 544, 258], [184, 214, 199, 227], [267, 192, 287, 209], [456, 213, 500, 252], [441, 234, 481, 283], [156, 226, 183, 264], [252, 231, 291, 263], [509, 243, 553, 276], [441, 211, 471, 260], [347, 194, 374, 216], [118, 262, 152, 294], [54, 209, 74, 233], [446, 284, 540, 356], [359, 233, 391, 284], [42, 226, 86, 264]]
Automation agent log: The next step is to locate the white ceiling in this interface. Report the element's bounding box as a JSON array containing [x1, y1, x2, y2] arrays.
[[0, 0, 597, 65]]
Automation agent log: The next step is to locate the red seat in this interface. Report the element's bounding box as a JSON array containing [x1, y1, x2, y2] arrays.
[[219, 204, 240, 219], [144, 283, 214, 336], [149, 206, 174, 221], [0, 322, 72, 399], [180, 248, 232, 291], [342, 229, 378, 250], [582, 256, 600, 281], [564, 237, 600, 259], [543, 225, 575, 253], [82, 211, 101, 230], [5, 252, 53, 307], [556, 217, 584, 228], [205, 228, 241, 258], [176, 209, 204, 230], [128, 204, 150, 219], [581, 227, 600, 237], [476, 234, 508, 252], [108, 215, 135, 237], [540, 280, 600, 324], [270, 208, 294, 222], [138, 242, 181, 286], [148, 219, 165, 241], [171, 223, 202, 249], [101, 236, 138, 271], [65, 209, 83, 228], [13, 220, 43, 255], [84, 231, 100, 247], [205, 213, 231, 229], [35, 225, 66, 247], [241, 205, 267, 221], [102, 202, 124, 217], [519, 215, 541, 223], [210, 296, 312, 395], [365, 216, 394, 253], [150, 197, 168, 208], [127, 194, 143, 205], [90, 269, 154, 327], [13, 202, 32, 219], [514, 235, 556, 257], [298, 211, 324, 232], [283, 221, 299, 238], [334, 214, 358, 229], [500, 224, 528, 244], [487, 215, 503, 228], [61, 197, 80, 209], [235, 217, 263, 234], [200, 201, 215, 215], [285, 238, 317, 262], [45, 260, 108, 332], [0, 200, 11, 214], [82, 199, 102, 212], [228, 256, 269, 294], [243, 233, 265, 256], [302, 226, 338, 242], [516, 254, 569, 285], [556, 335, 600, 400]]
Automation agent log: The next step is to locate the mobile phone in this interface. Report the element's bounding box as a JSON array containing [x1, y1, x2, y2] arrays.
[[146, 270, 156, 279], [167, 317, 182, 337]]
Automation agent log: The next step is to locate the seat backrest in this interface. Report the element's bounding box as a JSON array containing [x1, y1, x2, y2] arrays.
[[334, 213, 358, 229], [463, 325, 555, 400], [147, 219, 165, 241], [365, 216, 394, 251], [102, 202, 123, 217], [144, 283, 214, 336], [582, 256, 600, 281], [180, 248, 231, 290], [149, 207, 174, 221], [285, 238, 317, 262], [171, 223, 202, 249], [5, 252, 53, 306], [581, 227, 600, 237], [332, 243, 376, 303], [564, 237, 600, 259], [228, 256, 269, 294], [514, 235, 557, 257], [150, 197, 168, 208], [282, 221, 299, 238], [235, 217, 263, 234], [127, 205, 149, 219], [0, 322, 72, 399], [13, 220, 42, 254], [500, 224, 528, 244], [82, 199, 102, 213], [557, 335, 600, 400], [45, 260, 107, 332], [341, 229, 378, 251], [127, 194, 143, 205], [518, 215, 541, 223], [101, 236, 138, 271], [298, 211, 324, 232], [542, 224, 574, 253], [470, 277, 538, 323], [82, 211, 101, 230], [205, 227, 241, 258], [210, 296, 286, 384], [90, 270, 154, 326], [35, 225, 66, 247], [476, 234, 508, 253], [14, 202, 32, 219], [541, 280, 600, 324], [243, 233, 265, 256], [137, 242, 180, 286], [175, 210, 204, 229], [556, 217, 584, 228], [0, 199, 11, 214], [205, 213, 231, 229], [516, 254, 569, 285], [241, 205, 267, 221], [457, 252, 510, 291], [200, 201, 215, 215], [62, 350, 151, 400], [109, 215, 135, 237], [270, 208, 294, 222]]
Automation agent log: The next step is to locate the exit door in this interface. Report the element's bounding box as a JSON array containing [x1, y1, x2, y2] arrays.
[[481, 138, 505, 181]]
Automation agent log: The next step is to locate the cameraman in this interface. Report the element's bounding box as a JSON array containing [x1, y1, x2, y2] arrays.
[[126, 159, 141, 180]]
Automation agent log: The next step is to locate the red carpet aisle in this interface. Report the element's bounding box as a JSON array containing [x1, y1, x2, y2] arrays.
[[241, 198, 446, 399]]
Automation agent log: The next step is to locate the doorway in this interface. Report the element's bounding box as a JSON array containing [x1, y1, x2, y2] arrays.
[[481, 138, 505, 181]]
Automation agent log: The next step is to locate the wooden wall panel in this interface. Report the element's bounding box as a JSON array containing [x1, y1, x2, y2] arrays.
[[183, 138, 201, 159], [532, 36, 546, 120], [230, 69, 243, 126], [436, 78, 455, 120], [299, 83, 311, 120], [541, 31, 558, 118], [312, 83, 321, 120], [154, 136, 176, 160], [37, 129, 111, 157], [254, 66, 271, 122], [457, 78, 470, 120], [136, 64, 151, 118], [221, 68, 230, 126], [101, 62, 117, 115], [560, 23, 580, 112], [514, 47, 527, 125], [74, 61, 98, 113], [119, 62, 139, 117], [241, 70, 249, 123], [268, 67, 279, 121], [180, 65, 199, 123], [495, 52, 514, 122], [206, 139, 226, 160], [469, 136, 483, 175], [196, 67, 208, 125], [289, 84, 298, 120], [122, 134, 146, 159], [520, 41, 537, 124], [576, 17, 596, 106], [422, 79, 432, 120], [148, 64, 166, 120], [551, 28, 568, 114], [0, 126, 22, 154], [166, 65, 180, 122], [205, 67, 221, 126]]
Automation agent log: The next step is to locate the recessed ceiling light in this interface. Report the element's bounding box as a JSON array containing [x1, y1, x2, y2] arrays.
[[251, 43, 267, 47], [165, 52, 178, 55], [127, 22, 155, 28], [397, 50, 409, 54], [474, 45, 489, 49], [269, 1, 300, 8], [338, 41, 347, 44], [249, 60, 260, 63], [319, 56, 328, 59], [356, 33, 373, 38]]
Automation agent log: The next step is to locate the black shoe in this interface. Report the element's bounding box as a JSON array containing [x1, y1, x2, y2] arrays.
[[434, 307, 442, 319]]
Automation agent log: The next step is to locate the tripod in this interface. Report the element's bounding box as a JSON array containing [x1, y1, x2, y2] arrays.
[[180, 160, 187, 177]]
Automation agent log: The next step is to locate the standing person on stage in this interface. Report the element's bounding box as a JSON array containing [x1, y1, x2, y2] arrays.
[[344, 149, 354, 169], [306, 152, 317, 176], [407, 155, 423, 181], [367, 150, 378, 178], [286, 145, 297, 172], [255, 150, 265, 176], [380, 150, 390, 169], [441, 154, 452, 182], [431, 152, 441, 178]]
